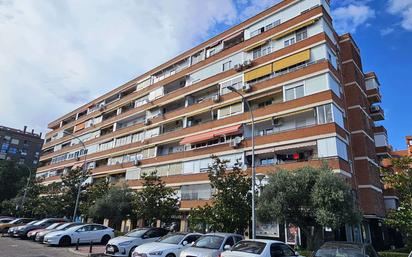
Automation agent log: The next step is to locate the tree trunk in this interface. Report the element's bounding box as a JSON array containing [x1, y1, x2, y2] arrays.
[[302, 226, 324, 251]]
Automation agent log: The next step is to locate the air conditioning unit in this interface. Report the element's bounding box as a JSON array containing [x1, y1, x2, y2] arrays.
[[212, 95, 220, 103], [134, 160, 141, 166], [242, 84, 252, 93], [272, 117, 283, 127], [370, 105, 381, 112], [234, 63, 243, 71], [243, 60, 253, 68], [230, 136, 243, 148], [144, 119, 151, 126]]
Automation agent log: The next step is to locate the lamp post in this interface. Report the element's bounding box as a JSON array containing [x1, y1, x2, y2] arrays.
[[62, 131, 88, 222], [227, 85, 256, 239], [16, 163, 32, 214]]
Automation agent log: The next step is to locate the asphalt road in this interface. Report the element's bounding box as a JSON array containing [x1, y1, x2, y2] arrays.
[[0, 236, 80, 257]]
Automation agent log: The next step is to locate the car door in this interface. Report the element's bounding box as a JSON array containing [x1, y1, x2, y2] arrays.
[[75, 225, 93, 243], [222, 236, 235, 251], [270, 243, 296, 257], [89, 225, 106, 242]]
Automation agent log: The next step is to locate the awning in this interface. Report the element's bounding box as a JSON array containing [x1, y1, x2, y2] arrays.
[[244, 40, 269, 52], [180, 124, 242, 145], [272, 50, 310, 72], [74, 122, 85, 132], [274, 141, 317, 151], [224, 31, 244, 41], [71, 163, 84, 170], [244, 63, 273, 82], [271, 18, 318, 40], [246, 147, 275, 156]]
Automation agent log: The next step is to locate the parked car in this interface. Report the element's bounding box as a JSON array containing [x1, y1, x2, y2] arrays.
[[0, 218, 33, 233], [0, 217, 14, 224], [43, 223, 114, 246], [313, 241, 380, 257], [222, 239, 302, 257], [27, 222, 65, 240], [132, 232, 203, 257], [105, 227, 169, 257], [180, 233, 243, 257], [15, 218, 68, 239], [35, 222, 83, 243]]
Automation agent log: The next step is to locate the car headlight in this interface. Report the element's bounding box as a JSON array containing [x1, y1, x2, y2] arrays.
[[149, 251, 163, 255], [119, 241, 133, 246]]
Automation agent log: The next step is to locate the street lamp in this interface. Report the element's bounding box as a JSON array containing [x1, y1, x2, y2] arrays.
[[227, 85, 256, 239], [62, 130, 88, 222], [16, 163, 32, 213]]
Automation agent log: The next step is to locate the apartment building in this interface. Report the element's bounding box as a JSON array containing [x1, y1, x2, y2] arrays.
[[0, 125, 43, 169], [37, 0, 390, 249]]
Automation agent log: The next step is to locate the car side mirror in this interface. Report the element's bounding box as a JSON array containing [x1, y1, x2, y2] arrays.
[[224, 245, 231, 250], [182, 241, 188, 246]]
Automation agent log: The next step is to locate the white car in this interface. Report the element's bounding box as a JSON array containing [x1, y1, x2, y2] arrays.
[[221, 239, 302, 257], [105, 227, 169, 257], [132, 232, 202, 257], [180, 233, 243, 257], [43, 223, 114, 246]]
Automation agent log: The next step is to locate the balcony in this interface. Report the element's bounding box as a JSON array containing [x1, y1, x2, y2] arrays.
[[370, 105, 384, 121], [366, 87, 381, 104], [365, 73, 381, 104]]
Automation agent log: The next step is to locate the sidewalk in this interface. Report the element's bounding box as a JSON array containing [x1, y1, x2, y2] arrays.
[[67, 244, 106, 257]]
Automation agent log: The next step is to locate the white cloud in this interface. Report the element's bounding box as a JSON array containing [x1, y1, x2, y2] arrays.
[[332, 4, 375, 34], [388, 0, 412, 30], [0, 0, 242, 134], [380, 27, 395, 36]]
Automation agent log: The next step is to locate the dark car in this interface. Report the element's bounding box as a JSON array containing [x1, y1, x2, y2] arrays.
[[15, 218, 68, 239], [313, 242, 380, 257]]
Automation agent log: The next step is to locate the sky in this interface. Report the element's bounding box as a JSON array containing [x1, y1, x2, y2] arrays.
[[0, 0, 411, 150]]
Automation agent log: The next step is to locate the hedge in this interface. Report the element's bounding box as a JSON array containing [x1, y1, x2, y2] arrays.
[[378, 252, 409, 257]]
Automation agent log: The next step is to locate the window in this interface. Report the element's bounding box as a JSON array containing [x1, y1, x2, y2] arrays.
[[260, 157, 275, 166], [8, 148, 17, 154], [220, 76, 243, 95], [218, 102, 243, 119], [223, 61, 232, 71], [250, 27, 264, 37], [11, 139, 19, 145], [185, 235, 201, 244], [224, 236, 235, 247], [284, 85, 304, 101], [284, 38, 295, 47], [296, 28, 308, 42], [253, 44, 272, 59], [317, 104, 333, 124]]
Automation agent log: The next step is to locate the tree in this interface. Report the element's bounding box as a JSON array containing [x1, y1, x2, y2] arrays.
[[59, 167, 91, 218], [257, 164, 361, 250], [80, 179, 110, 218], [381, 156, 412, 246], [134, 171, 179, 226], [189, 156, 252, 234], [88, 185, 134, 230], [0, 160, 31, 204]]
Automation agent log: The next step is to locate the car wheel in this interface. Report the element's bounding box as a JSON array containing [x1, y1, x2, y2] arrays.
[[166, 254, 175, 257], [58, 236, 71, 247], [128, 246, 137, 257], [100, 234, 111, 245]]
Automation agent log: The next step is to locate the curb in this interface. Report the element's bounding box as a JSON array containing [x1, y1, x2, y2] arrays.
[[67, 248, 106, 257]]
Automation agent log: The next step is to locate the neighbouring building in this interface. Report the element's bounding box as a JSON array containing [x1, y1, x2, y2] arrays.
[[0, 125, 43, 169], [37, 0, 392, 249]]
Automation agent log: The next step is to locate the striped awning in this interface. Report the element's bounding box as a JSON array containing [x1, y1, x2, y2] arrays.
[[180, 124, 242, 145]]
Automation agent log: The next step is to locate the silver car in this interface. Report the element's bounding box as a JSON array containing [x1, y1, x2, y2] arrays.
[[180, 233, 243, 257]]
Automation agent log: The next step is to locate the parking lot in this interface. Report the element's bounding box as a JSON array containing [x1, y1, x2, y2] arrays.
[[0, 236, 102, 257]]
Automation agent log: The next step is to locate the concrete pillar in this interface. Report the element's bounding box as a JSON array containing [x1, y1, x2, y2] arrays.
[[156, 220, 161, 228], [180, 219, 187, 232], [103, 219, 110, 227]]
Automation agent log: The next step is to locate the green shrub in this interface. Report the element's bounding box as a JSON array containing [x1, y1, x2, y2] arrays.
[[378, 252, 409, 257], [298, 250, 313, 257]]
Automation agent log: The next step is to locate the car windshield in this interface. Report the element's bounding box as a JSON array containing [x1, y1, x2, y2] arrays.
[[125, 228, 149, 238], [159, 234, 186, 245], [10, 219, 22, 224], [46, 223, 62, 229], [193, 235, 224, 249], [232, 241, 266, 254], [57, 223, 80, 230], [315, 248, 366, 257], [26, 221, 37, 225]]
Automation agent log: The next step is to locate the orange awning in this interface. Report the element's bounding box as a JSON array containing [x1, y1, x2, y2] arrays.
[[180, 124, 242, 145]]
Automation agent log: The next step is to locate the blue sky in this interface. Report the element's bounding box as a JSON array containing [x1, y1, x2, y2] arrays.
[[0, 0, 411, 150]]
